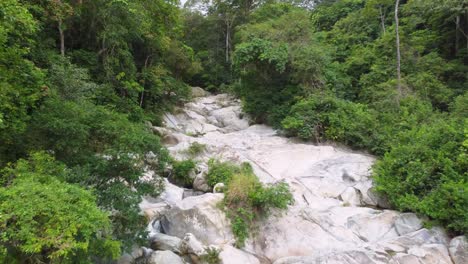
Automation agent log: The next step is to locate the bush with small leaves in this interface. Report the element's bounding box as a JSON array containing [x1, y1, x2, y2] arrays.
[[223, 170, 293, 247], [200, 246, 221, 264], [205, 159, 252, 187], [171, 159, 196, 188]]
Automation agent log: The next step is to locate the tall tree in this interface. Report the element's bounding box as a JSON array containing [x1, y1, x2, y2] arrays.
[[395, 0, 402, 99]]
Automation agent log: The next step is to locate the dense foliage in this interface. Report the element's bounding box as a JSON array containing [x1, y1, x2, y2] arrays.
[[1, 0, 467, 261], [0, 0, 198, 261], [227, 0, 467, 235]]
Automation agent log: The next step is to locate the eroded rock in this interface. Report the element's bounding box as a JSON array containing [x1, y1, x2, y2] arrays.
[[449, 236, 468, 264], [160, 193, 233, 245]]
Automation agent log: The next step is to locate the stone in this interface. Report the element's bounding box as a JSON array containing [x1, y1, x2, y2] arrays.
[[183, 189, 205, 199], [150, 233, 182, 253], [156, 179, 184, 206], [193, 173, 211, 192], [180, 233, 206, 256], [211, 106, 250, 132], [148, 250, 184, 264], [213, 182, 225, 193], [340, 187, 361, 206], [153, 93, 452, 263], [219, 245, 260, 264], [160, 193, 233, 245], [406, 244, 452, 264], [394, 213, 423, 236], [346, 210, 400, 242], [273, 250, 387, 264], [449, 236, 468, 264], [366, 187, 392, 209], [192, 86, 209, 97], [139, 200, 169, 221]]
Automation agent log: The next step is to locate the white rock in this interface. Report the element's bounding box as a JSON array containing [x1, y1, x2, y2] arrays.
[[341, 187, 361, 206], [156, 179, 184, 206], [394, 213, 423, 236], [193, 173, 211, 192], [213, 182, 225, 193], [153, 93, 452, 263], [160, 193, 233, 245], [180, 233, 206, 256], [449, 236, 468, 264], [406, 244, 452, 263], [211, 106, 250, 132], [148, 250, 184, 264], [346, 210, 399, 242], [139, 200, 169, 221], [150, 233, 182, 253], [219, 245, 260, 264], [192, 86, 209, 97]]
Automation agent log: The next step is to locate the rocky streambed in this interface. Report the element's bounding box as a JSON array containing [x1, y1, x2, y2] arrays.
[[121, 91, 467, 264]]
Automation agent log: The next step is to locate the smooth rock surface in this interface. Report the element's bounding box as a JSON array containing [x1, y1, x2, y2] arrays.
[[148, 250, 184, 264], [141, 94, 455, 263], [449, 236, 468, 264], [160, 193, 234, 245], [219, 245, 260, 264], [150, 233, 182, 253]]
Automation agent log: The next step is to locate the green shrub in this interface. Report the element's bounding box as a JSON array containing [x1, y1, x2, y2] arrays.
[[200, 246, 221, 264], [171, 159, 196, 188], [282, 93, 376, 149], [373, 119, 467, 234], [223, 172, 293, 247], [185, 142, 207, 157], [0, 152, 120, 262], [205, 159, 252, 187]]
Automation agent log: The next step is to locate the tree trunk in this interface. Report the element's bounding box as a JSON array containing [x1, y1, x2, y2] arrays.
[[395, 0, 402, 100], [379, 6, 386, 34], [58, 19, 65, 56], [225, 20, 230, 63], [455, 15, 460, 55]]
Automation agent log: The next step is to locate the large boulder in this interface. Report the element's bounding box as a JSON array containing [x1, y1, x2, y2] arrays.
[[150, 233, 182, 253], [211, 106, 250, 132], [389, 244, 452, 264], [192, 87, 209, 98], [160, 193, 234, 245], [394, 213, 423, 236], [273, 250, 387, 264], [449, 236, 468, 264], [193, 173, 211, 192], [180, 233, 206, 256], [156, 179, 184, 206], [148, 250, 184, 264], [219, 245, 260, 264]]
